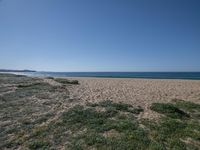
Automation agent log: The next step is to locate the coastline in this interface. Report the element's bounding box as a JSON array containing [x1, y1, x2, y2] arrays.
[[2, 71, 200, 80]]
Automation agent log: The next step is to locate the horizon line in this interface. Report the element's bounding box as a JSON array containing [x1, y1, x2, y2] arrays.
[[1, 69, 200, 73]]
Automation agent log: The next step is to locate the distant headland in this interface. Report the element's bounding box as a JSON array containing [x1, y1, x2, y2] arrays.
[[0, 69, 36, 72]]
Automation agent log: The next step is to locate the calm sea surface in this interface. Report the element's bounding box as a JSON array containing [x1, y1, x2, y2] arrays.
[[11, 72, 200, 80]]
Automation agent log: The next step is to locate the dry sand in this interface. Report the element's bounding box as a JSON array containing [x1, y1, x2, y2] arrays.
[[66, 77, 200, 118]]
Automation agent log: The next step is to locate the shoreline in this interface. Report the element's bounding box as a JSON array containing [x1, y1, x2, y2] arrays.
[[66, 76, 200, 81], [1, 71, 200, 80]]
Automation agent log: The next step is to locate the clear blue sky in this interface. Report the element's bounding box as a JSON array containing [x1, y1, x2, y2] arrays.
[[0, 0, 200, 72]]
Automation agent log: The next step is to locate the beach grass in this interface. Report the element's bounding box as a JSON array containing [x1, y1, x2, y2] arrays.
[[0, 73, 200, 149], [6, 100, 199, 150], [54, 78, 79, 84]]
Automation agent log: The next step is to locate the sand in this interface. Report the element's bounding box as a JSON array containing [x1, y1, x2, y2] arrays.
[[66, 77, 200, 118]]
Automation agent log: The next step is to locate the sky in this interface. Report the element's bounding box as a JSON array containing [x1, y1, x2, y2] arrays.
[[0, 0, 200, 72]]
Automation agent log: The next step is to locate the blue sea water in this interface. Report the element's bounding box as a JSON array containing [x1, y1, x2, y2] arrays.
[[14, 72, 200, 80]]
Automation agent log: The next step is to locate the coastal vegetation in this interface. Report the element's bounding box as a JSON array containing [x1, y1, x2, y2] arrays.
[[53, 78, 79, 85], [0, 73, 200, 149]]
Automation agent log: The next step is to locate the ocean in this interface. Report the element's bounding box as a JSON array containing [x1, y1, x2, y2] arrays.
[[11, 72, 200, 80]]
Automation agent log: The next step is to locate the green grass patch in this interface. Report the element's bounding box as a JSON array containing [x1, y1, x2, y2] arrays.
[[173, 99, 200, 111], [88, 100, 143, 114], [150, 103, 190, 119], [147, 100, 200, 149], [2, 99, 200, 149], [0, 73, 71, 150], [0, 73, 38, 85], [173, 99, 200, 119], [61, 102, 148, 149], [28, 140, 50, 150], [54, 78, 79, 85]]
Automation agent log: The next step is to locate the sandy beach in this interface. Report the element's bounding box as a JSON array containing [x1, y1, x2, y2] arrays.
[[67, 77, 200, 118]]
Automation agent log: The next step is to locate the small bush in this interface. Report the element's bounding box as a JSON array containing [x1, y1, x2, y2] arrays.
[[54, 78, 79, 85], [150, 103, 190, 119], [46, 77, 54, 79], [174, 99, 200, 112]]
